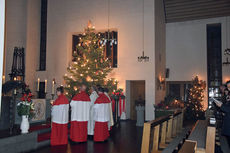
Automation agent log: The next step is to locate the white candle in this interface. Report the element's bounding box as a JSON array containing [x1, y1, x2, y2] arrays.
[[37, 78, 40, 91], [14, 89, 17, 95], [45, 79, 47, 93], [52, 80, 55, 95], [2, 75, 5, 84]]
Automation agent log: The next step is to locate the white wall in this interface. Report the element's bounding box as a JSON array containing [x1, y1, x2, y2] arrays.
[[45, 0, 156, 120], [166, 16, 230, 108], [0, 0, 6, 114], [4, 0, 27, 81]]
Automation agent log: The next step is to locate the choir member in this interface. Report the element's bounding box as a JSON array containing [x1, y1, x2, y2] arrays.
[[51, 86, 69, 146], [88, 86, 99, 136], [93, 87, 110, 142], [70, 84, 91, 142], [104, 88, 114, 130]]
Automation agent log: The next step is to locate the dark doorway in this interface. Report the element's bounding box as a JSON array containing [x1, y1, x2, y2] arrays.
[[130, 81, 145, 120], [207, 23, 222, 106]]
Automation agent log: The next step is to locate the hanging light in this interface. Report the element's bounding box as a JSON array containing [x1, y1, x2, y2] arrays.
[[138, 0, 149, 62], [100, 0, 117, 47]]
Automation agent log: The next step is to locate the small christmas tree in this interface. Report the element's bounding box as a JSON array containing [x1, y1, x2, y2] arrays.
[[185, 76, 206, 120], [64, 21, 117, 98]]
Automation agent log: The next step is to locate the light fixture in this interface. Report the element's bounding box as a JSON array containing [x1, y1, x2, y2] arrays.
[[223, 57, 230, 66], [138, 0, 149, 62], [100, 0, 117, 46], [138, 51, 149, 62]]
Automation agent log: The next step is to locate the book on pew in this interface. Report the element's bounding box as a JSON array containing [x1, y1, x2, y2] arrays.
[[211, 97, 223, 106]]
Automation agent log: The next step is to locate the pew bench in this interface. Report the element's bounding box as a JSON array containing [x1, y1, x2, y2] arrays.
[[141, 109, 185, 153]]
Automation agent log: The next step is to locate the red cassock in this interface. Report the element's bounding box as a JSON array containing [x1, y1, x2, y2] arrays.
[[51, 94, 69, 146], [93, 93, 111, 142], [70, 91, 91, 142]]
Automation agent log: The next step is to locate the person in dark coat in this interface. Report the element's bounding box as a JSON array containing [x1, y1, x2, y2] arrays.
[[215, 81, 230, 147]]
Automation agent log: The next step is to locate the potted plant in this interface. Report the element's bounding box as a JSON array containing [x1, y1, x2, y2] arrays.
[[17, 88, 34, 134]]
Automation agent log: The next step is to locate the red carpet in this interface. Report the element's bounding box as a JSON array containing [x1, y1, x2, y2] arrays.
[[29, 123, 51, 142], [29, 123, 51, 132], [38, 133, 51, 142]]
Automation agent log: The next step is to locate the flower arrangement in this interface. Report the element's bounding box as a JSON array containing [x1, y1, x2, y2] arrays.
[[17, 86, 34, 117], [111, 88, 125, 100]]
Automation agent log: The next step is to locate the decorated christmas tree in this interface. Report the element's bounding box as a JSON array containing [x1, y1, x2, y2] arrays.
[[64, 21, 117, 98], [185, 76, 206, 120]]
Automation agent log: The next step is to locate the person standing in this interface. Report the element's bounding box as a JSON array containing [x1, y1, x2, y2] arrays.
[[88, 86, 98, 136], [70, 84, 91, 142], [93, 87, 110, 142], [215, 99, 230, 147], [51, 86, 69, 146], [215, 81, 230, 147], [104, 88, 114, 130]]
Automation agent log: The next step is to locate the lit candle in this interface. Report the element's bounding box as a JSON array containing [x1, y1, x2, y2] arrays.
[[2, 75, 5, 84], [45, 79, 47, 93], [52, 79, 55, 95], [14, 77, 17, 81], [37, 78, 40, 91]]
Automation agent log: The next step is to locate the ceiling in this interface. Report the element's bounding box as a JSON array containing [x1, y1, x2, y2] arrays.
[[164, 0, 230, 23]]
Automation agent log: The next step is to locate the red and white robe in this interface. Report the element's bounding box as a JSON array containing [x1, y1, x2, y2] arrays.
[[51, 94, 69, 146], [93, 93, 110, 142], [104, 92, 114, 130], [70, 91, 91, 142]]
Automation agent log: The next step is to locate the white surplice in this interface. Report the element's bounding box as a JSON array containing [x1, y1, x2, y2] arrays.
[[87, 91, 98, 135], [104, 92, 114, 129]]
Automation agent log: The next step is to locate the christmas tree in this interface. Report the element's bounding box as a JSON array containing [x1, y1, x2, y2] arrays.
[[185, 76, 206, 120], [64, 21, 117, 98]]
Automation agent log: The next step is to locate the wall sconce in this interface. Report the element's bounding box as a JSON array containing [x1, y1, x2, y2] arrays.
[[157, 75, 165, 90]]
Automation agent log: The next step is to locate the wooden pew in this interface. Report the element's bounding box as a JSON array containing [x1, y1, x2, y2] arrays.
[[183, 120, 216, 153], [205, 126, 216, 153], [141, 110, 184, 153], [178, 140, 197, 153]]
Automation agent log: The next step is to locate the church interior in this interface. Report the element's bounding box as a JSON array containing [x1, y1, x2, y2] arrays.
[[0, 0, 230, 153]]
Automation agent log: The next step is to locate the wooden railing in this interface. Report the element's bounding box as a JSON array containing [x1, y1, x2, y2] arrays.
[[141, 109, 185, 153]]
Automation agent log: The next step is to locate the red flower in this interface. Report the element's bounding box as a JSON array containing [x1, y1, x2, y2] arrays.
[[20, 97, 25, 101], [27, 98, 31, 102], [28, 93, 33, 97], [23, 94, 27, 97], [112, 92, 115, 95]]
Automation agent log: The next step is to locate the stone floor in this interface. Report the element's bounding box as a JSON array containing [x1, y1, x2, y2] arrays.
[[30, 120, 143, 153]]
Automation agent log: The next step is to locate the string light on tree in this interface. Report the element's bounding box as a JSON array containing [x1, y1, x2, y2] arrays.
[[63, 21, 118, 98], [185, 76, 206, 120]]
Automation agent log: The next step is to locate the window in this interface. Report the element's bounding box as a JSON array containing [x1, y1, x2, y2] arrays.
[[207, 24, 222, 106], [72, 31, 118, 68], [39, 0, 48, 71], [166, 81, 192, 100]]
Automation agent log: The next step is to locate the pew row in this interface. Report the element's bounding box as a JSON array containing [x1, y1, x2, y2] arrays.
[[179, 119, 216, 153], [141, 109, 185, 153]]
